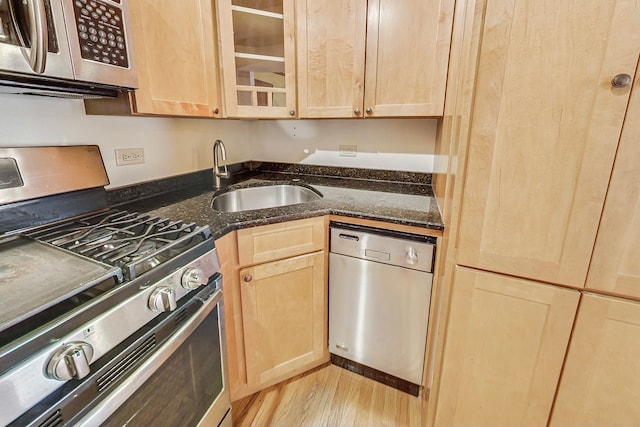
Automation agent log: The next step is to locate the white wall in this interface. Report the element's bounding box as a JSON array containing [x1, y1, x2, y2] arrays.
[[0, 94, 437, 189], [250, 119, 437, 172], [0, 94, 252, 188]]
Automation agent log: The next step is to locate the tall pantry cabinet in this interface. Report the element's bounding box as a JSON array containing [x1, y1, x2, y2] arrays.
[[431, 0, 640, 426]]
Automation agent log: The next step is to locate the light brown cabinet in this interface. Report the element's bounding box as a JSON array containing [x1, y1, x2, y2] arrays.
[[216, 0, 297, 118], [585, 77, 640, 299], [217, 217, 328, 401], [85, 0, 222, 117], [240, 251, 326, 388], [296, 0, 453, 118], [550, 294, 640, 426], [236, 216, 325, 266], [431, 0, 640, 426], [455, 0, 640, 288], [435, 267, 579, 427]]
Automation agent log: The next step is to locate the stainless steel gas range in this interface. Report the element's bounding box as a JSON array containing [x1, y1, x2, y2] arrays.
[[0, 146, 231, 427]]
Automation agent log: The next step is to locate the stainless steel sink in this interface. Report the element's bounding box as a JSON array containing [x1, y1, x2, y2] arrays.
[[211, 184, 323, 213]]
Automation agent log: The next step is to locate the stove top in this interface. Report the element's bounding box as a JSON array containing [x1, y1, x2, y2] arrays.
[[29, 209, 212, 281]]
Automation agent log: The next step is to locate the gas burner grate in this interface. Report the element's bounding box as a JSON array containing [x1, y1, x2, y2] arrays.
[[30, 210, 212, 280]]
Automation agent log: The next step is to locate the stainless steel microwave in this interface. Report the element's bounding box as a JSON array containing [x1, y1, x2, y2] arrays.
[[0, 0, 137, 97]]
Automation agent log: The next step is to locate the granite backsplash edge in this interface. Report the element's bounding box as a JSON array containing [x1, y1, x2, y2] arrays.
[[107, 162, 434, 207]]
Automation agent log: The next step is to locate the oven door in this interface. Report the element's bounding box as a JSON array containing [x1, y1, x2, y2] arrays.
[[0, 0, 73, 78], [76, 284, 231, 427]]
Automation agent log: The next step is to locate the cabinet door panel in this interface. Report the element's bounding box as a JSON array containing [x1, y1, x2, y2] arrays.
[[240, 252, 326, 387], [296, 0, 367, 118], [435, 267, 579, 427], [551, 294, 640, 426], [586, 78, 640, 298], [363, 0, 454, 117], [457, 0, 640, 286], [217, 0, 296, 118], [130, 0, 220, 116]]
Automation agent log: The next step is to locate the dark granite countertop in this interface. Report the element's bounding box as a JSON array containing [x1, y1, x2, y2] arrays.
[[110, 163, 444, 240]]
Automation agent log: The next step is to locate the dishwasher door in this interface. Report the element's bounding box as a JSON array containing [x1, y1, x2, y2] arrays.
[[328, 224, 434, 387]]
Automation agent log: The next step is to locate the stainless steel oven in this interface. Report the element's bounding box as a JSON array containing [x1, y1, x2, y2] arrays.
[[0, 146, 231, 427], [77, 278, 231, 427]]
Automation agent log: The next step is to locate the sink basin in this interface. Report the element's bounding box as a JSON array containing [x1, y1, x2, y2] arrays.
[[211, 184, 323, 213]]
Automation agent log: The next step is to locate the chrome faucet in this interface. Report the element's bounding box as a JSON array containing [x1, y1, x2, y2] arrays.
[[213, 139, 230, 190]]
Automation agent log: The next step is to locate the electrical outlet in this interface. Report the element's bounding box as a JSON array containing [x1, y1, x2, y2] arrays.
[[115, 148, 145, 166], [339, 144, 357, 157]]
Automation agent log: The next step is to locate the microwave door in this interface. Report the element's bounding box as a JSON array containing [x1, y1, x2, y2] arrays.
[[0, 0, 72, 79]]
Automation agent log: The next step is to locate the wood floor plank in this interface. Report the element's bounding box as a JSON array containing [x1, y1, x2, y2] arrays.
[[353, 373, 374, 427], [232, 365, 422, 427]]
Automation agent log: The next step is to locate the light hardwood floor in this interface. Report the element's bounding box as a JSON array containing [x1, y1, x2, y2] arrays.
[[232, 364, 422, 427]]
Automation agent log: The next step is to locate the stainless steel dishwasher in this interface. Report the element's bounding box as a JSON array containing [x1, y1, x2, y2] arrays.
[[328, 222, 436, 395]]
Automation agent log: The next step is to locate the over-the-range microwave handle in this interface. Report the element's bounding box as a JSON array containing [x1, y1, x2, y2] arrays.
[[10, 0, 48, 73], [25, 0, 48, 73]]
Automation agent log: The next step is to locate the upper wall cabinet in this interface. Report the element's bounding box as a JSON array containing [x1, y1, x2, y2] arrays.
[[85, 0, 222, 117], [217, 0, 297, 118], [296, 0, 454, 118], [456, 0, 640, 287]]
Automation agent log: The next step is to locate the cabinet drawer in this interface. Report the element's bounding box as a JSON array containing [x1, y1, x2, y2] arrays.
[[237, 217, 326, 266]]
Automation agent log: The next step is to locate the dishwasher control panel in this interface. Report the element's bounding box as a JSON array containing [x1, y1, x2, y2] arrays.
[[329, 222, 436, 272]]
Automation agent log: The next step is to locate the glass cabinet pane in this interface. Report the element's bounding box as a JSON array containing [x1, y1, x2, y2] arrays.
[[220, 0, 294, 116], [231, 1, 286, 108], [232, 0, 282, 14]]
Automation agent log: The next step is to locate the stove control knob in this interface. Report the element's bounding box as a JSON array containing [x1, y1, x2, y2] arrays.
[[148, 287, 177, 312], [181, 267, 207, 290], [46, 341, 94, 381], [406, 247, 419, 266]]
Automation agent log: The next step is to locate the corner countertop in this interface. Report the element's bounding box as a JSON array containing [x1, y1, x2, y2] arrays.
[[111, 164, 444, 240]]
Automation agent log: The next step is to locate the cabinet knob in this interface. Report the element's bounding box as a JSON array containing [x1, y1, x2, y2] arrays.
[[611, 74, 633, 88], [243, 274, 253, 283], [289, 110, 295, 116], [213, 108, 219, 115], [365, 107, 373, 115], [354, 108, 361, 116]]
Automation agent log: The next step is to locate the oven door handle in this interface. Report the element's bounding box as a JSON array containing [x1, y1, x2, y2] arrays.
[[75, 288, 223, 426]]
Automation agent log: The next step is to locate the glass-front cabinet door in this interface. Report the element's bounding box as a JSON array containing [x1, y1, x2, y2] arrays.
[[217, 0, 296, 118]]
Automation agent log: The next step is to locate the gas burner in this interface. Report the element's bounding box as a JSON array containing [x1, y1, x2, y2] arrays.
[[108, 240, 159, 264], [77, 229, 115, 245], [128, 240, 158, 260]]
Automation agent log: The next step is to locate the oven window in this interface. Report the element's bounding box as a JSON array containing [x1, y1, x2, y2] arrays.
[[101, 306, 223, 426]]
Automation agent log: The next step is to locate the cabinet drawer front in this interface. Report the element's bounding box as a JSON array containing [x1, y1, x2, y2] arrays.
[[237, 217, 326, 266]]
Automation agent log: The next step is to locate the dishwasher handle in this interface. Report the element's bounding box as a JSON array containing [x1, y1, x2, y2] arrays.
[[338, 233, 360, 241]]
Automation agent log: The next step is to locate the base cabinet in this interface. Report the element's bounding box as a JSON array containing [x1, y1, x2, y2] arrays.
[[218, 217, 328, 400], [240, 251, 326, 388], [435, 267, 579, 427], [550, 294, 640, 427]]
